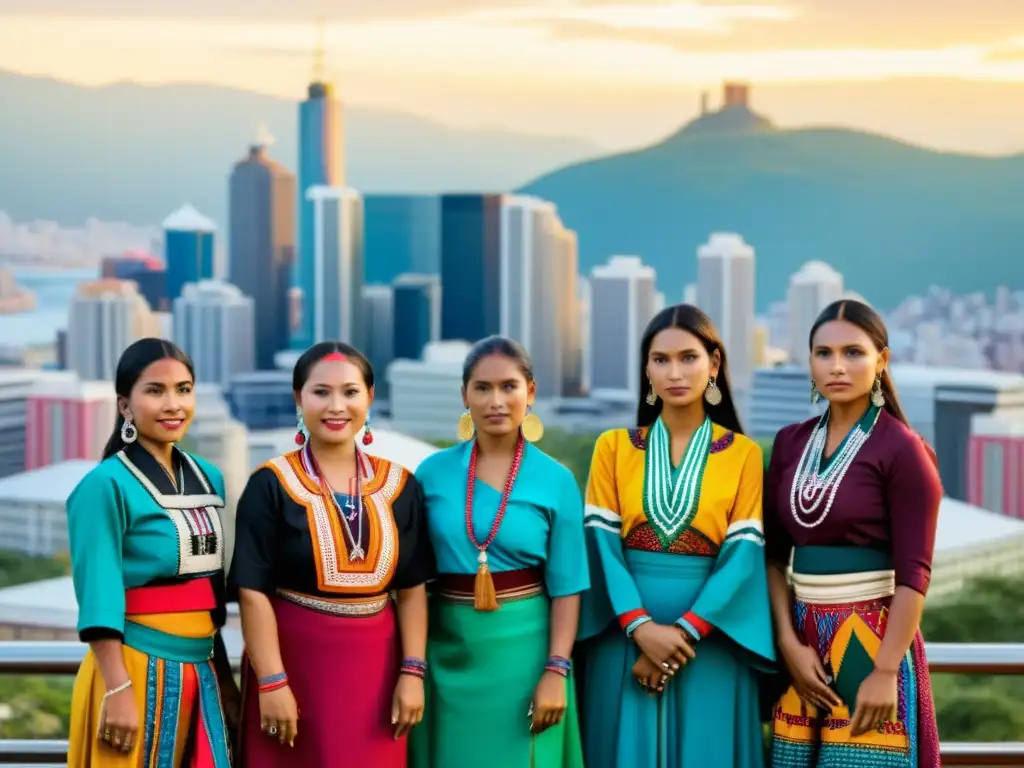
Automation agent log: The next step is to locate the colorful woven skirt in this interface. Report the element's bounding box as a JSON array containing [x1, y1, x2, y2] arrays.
[[771, 546, 940, 768], [237, 592, 405, 767], [577, 550, 766, 768], [408, 577, 584, 768], [68, 610, 231, 768]]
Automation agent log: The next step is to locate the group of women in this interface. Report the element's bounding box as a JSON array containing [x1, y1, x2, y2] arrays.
[[64, 298, 943, 768]]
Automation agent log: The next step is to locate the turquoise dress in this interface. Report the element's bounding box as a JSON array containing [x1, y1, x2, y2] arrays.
[[409, 440, 589, 768], [67, 441, 234, 767]]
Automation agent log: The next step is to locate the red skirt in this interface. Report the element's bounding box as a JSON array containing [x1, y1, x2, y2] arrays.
[[237, 594, 405, 767]]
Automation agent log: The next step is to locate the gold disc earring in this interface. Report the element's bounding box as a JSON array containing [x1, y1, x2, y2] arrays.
[[456, 410, 475, 441], [521, 409, 544, 443]]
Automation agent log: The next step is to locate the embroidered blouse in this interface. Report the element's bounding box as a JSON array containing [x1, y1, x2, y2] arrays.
[[66, 441, 228, 642], [228, 449, 434, 599], [763, 408, 943, 595], [582, 421, 771, 651]]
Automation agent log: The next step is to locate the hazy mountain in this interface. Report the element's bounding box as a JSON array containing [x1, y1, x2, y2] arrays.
[[519, 108, 1024, 310], [0, 70, 601, 228]]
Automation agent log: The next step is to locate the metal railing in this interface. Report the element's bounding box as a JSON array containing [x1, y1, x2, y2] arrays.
[[0, 642, 1020, 765]]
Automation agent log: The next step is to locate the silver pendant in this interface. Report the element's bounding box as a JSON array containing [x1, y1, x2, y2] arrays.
[[350, 545, 366, 562]]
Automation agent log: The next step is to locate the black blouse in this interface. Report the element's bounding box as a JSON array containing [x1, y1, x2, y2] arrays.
[[228, 450, 435, 599]]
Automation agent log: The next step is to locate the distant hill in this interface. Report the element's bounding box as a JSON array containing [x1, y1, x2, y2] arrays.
[[519, 110, 1024, 310], [0, 70, 601, 228]]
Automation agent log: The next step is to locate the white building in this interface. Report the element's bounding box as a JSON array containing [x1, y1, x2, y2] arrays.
[[305, 185, 364, 346], [173, 279, 256, 388], [387, 341, 469, 439], [747, 365, 824, 437], [500, 195, 572, 399], [588, 256, 658, 401], [697, 233, 756, 389], [66, 279, 159, 382], [787, 261, 844, 363], [0, 459, 94, 556]]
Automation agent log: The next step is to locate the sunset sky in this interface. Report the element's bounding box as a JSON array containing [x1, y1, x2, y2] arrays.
[[4, 0, 1024, 151]]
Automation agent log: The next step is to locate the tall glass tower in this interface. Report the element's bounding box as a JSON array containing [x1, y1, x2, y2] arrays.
[[294, 27, 344, 349]]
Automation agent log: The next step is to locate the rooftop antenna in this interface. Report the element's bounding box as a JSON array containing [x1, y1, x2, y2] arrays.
[[312, 16, 325, 83]]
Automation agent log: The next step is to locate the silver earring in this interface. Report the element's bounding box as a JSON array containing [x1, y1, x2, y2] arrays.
[[645, 380, 657, 406], [120, 417, 138, 444], [810, 383, 821, 404], [871, 375, 886, 408], [704, 376, 722, 406]]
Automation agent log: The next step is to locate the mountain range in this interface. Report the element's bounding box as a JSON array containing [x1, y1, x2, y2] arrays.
[[520, 104, 1024, 310], [0, 70, 600, 228], [2, 70, 1022, 310]]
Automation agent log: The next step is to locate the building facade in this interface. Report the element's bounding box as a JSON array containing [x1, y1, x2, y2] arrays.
[[66, 279, 159, 382], [25, 374, 116, 470], [305, 186, 364, 346], [364, 195, 441, 283], [392, 274, 441, 362], [440, 194, 503, 343], [163, 204, 216, 304], [172, 280, 256, 388], [697, 233, 756, 389]]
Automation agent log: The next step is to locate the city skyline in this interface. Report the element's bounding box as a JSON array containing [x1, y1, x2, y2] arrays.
[[4, 2, 1024, 152]]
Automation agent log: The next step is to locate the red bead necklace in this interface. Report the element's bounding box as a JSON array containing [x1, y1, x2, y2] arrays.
[[465, 434, 525, 566]]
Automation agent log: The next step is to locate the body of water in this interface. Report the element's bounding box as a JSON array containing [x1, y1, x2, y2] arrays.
[[0, 268, 97, 348]]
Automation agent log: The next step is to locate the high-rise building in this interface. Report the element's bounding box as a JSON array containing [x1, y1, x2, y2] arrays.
[[305, 186, 364, 346], [388, 341, 470, 438], [229, 141, 296, 370], [968, 412, 1024, 519], [66, 279, 159, 381], [697, 233, 755, 391], [440, 194, 503, 343], [172, 280, 256, 388], [163, 204, 216, 304], [499, 196, 563, 398], [747, 365, 821, 438], [364, 195, 440, 283], [103, 251, 167, 312], [556, 226, 583, 397], [588, 255, 657, 399], [392, 274, 441, 362], [295, 75, 345, 350], [25, 374, 117, 470], [361, 284, 394, 398], [0, 370, 40, 478], [787, 261, 844, 363]]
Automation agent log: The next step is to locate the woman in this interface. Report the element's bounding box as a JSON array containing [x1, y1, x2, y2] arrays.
[[66, 337, 238, 767], [409, 335, 589, 768], [229, 341, 433, 767], [577, 304, 775, 768], [765, 299, 942, 768]]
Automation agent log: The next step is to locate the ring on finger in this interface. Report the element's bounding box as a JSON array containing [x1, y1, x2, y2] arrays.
[[267, 725, 278, 737]]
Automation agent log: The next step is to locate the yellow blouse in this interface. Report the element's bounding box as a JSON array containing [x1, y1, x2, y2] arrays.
[[585, 423, 764, 556]]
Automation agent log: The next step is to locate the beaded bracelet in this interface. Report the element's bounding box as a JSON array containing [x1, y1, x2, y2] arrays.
[[399, 657, 428, 679], [258, 672, 289, 694], [544, 655, 572, 678], [103, 679, 133, 700]]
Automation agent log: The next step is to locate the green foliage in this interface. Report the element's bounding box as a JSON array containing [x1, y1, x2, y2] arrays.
[[0, 550, 68, 588], [0, 677, 72, 738]]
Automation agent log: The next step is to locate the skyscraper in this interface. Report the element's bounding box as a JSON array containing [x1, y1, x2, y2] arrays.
[[305, 185, 364, 345], [229, 141, 296, 371], [66, 279, 159, 381], [588, 256, 657, 398], [163, 204, 216, 304], [295, 71, 344, 349], [556, 225, 583, 397], [697, 233, 756, 390], [440, 194, 503, 343], [787, 261, 844, 363], [364, 195, 441, 283], [172, 280, 256, 388], [392, 273, 441, 362], [361, 284, 394, 397]]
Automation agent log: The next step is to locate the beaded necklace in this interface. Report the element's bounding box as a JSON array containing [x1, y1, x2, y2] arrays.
[[789, 405, 881, 529], [303, 443, 366, 562], [465, 435, 525, 611], [642, 416, 713, 549]]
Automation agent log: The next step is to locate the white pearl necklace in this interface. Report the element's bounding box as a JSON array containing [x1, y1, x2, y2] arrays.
[[788, 408, 881, 529]]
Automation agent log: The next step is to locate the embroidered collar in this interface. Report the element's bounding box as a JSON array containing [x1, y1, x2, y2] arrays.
[[642, 417, 713, 548], [117, 444, 223, 510]]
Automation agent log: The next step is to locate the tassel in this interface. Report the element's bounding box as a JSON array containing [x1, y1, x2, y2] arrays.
[[474, 553, 499, 612]]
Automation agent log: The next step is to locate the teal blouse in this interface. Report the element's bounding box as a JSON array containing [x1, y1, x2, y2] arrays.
[[415, 441, 589, 598], [66, 442, 226, 639]]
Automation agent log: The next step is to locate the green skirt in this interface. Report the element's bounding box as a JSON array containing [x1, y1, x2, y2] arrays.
[[409, 594, 584, 768]]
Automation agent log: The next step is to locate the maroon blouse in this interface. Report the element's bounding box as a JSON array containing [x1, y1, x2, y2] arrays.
[[763, 409, 943, 596]]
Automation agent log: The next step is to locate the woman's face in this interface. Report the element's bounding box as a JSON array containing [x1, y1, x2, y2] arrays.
[[297, 358, 373, 447], [120, 358, 195, 446], [645, 327, 720, 409], [463, 354, 534, 440], [810, 320, 887, 405]]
